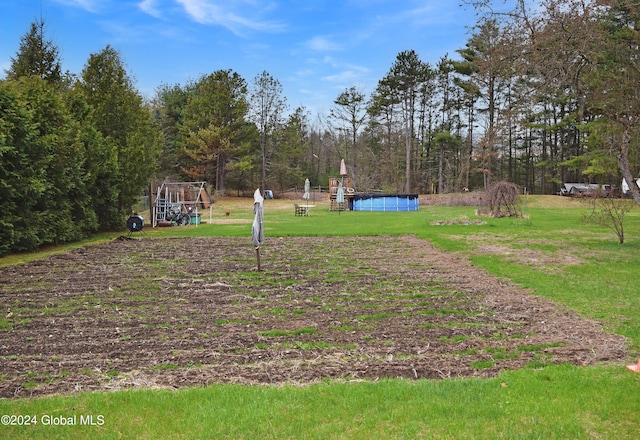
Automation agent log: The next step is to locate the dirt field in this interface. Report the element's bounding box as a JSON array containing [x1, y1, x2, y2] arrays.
[[0, 235, 627, 398]]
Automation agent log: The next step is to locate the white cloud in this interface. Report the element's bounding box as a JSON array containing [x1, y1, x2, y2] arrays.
[[138, 0, 163, 18], [323, 70, 362, 84], [305, 36, 342, 52], [98, 18, 193, 46], [372, 3, 455, 28], [98, 20, 152, 44], [175, 0, 285, 34], [317, 57, 370, 90], [51, 0, 101, 13]]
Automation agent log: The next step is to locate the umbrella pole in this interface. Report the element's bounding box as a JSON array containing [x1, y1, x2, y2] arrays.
[[256, 246, 261, 271], [339, 176, 343, 215]]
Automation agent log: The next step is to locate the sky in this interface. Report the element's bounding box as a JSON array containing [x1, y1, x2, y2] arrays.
[[1, 0, 480, 116]]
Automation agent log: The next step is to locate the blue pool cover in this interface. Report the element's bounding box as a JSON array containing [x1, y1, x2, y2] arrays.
[[352, 194, 419, 212]]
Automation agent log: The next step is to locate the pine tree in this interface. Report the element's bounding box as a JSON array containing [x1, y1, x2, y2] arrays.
[[79, 45, 160, 228], [6, 19, 62, 85]]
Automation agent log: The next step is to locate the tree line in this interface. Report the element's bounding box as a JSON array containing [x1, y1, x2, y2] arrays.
[[1, 0, 639, 255], [1, 21, 159, 255], [155, 0, 639, 201]]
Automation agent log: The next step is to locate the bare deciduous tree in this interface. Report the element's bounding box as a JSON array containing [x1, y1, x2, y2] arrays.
[[249, 71, 287, 192], [583, 191, 634, 244]]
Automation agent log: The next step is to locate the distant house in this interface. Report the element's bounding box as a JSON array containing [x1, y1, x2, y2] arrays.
[[560, 183, 612, 197]]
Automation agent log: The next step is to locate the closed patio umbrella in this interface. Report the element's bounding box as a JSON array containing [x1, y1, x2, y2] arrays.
[[340, 158, 347, 176], [303, 178, 310, 200], [252, 188, 264, 270], [336, 180, 345, 213]]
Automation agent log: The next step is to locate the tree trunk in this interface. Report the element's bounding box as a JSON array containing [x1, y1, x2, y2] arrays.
[[438, 147, 444, 194], [216, 153, 226, 196], [261, 136, 267, 193], [617, 119, 640, 206], [405, 124, 411, 193]]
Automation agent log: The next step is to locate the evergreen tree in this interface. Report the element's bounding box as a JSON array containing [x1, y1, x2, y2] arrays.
[[152, 83, 191, 179], [6, 19, 62, 85], [0, 77, 99, 255], [0, 80, 39, 254], [79, 45, 160, 228], [181, 70, 249, 195], [270, 107, 310, 192], [389, 50, 428, 192], [369, 74, 402, 190], [329, 86, 367, 176]]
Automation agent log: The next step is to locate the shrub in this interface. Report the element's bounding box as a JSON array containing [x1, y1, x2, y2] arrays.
[[478, 181, 522, 217]]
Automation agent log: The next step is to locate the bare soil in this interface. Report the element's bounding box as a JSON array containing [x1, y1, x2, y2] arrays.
[[0, 235, 626, 398]]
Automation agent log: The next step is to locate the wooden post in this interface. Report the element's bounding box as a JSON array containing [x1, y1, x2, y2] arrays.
[[256, 246, 261, 271]]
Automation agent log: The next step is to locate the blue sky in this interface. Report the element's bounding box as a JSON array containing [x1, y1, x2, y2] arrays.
[[1, 0, 479, 115]]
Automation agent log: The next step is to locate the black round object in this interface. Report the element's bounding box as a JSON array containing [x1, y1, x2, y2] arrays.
[[126, 215, 144, 232]]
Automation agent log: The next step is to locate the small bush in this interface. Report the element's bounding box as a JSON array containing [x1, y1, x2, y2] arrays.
[[582, 191, 634, 244], [478, 181, 522, 217]]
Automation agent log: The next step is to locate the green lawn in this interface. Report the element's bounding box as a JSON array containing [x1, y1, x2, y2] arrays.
[[1, 195, 639, 439]]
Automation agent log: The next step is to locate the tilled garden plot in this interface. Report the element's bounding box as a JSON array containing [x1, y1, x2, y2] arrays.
[[0, 235, 626, 398]]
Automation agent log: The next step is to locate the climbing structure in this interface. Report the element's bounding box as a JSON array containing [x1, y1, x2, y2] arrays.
[[152, 181, 212, 227], [329, 177, 355, 211]]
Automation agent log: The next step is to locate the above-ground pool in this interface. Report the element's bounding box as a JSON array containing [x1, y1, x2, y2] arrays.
[[352, 194, 419, 212]]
